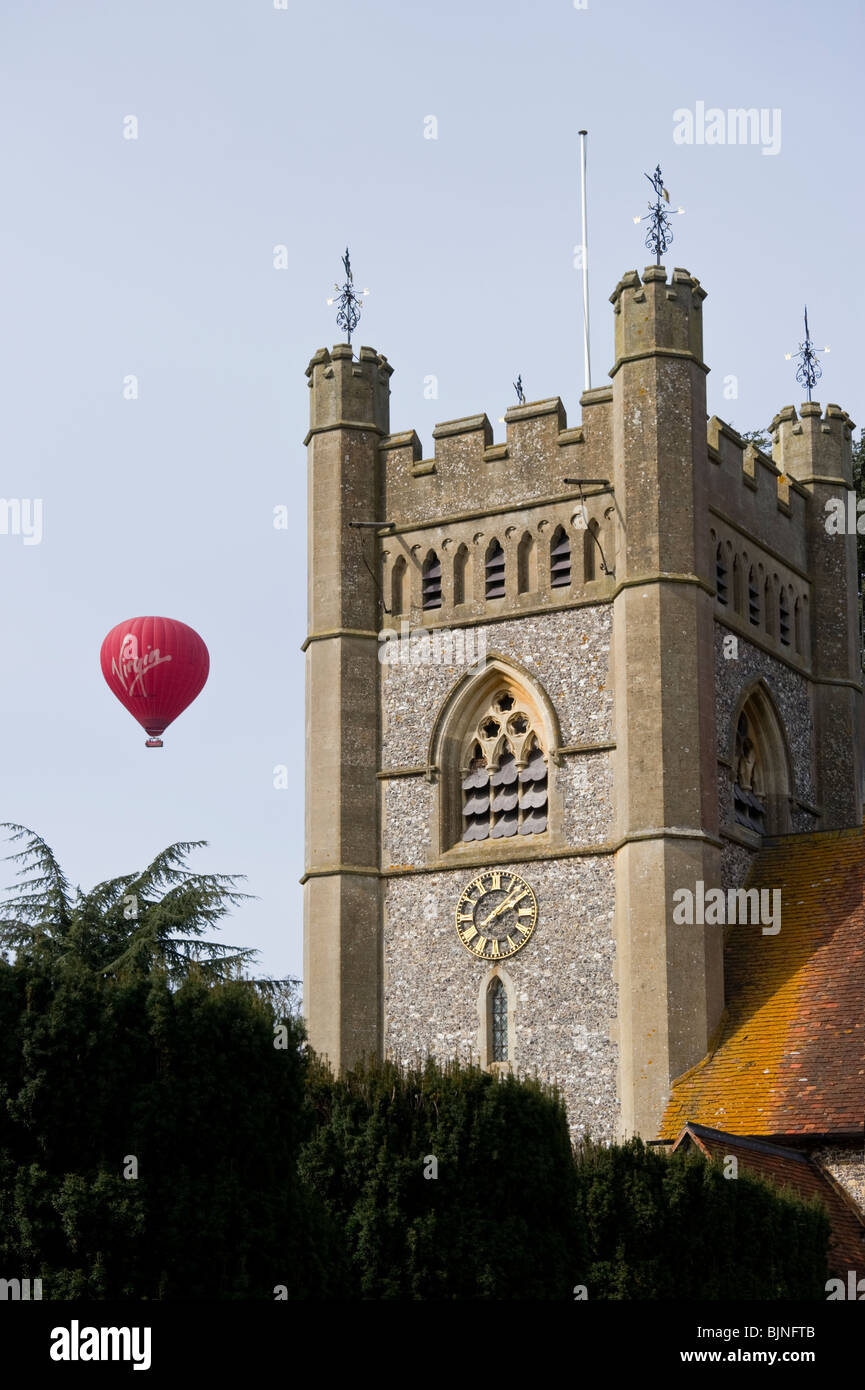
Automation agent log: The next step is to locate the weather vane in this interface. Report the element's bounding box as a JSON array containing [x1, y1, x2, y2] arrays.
[[513, 374, 525, 405], [785, 307, 829, 402], [633, 165, 684, 266], [326, 247, 369, 346]]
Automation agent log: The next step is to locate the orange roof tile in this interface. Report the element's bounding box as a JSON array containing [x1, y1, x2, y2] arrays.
[[659, 826, 865, 1140]]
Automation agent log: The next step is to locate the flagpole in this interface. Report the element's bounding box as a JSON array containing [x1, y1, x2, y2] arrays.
[[578, 130, 592, 394]]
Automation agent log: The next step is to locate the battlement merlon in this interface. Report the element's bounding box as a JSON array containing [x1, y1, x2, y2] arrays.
[[770, 402, 856, 489], [305, 344, 393, 443], [380, 389, 613, 482], [609, 266, 707, 378]]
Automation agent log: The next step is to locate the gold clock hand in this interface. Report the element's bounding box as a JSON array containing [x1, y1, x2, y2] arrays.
[[479, 895, 515, 927], [479, 889, 526, 927]]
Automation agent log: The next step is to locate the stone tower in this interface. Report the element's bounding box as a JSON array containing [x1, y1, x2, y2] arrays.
[[302, 266, 863, 1141], [302, 343, 391, 1065], [607, 267, 722, 1134]]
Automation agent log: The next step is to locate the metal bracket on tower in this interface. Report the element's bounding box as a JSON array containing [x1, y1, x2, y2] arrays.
[[563, 477, 613, 576]]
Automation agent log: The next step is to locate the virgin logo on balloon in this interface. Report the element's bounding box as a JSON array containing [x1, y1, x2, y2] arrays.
[[100, 617, 210, 748], [112, 633, 173, 697]]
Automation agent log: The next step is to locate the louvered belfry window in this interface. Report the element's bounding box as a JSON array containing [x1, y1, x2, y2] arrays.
[[716, 544, 728, 605], [461, 690, 548, 841], [550, 526, 571, 588], [422, 550, 442, 610], [748, 568, 760, 626], [779, 588, 791, 646], [485, 539, 506, 599]]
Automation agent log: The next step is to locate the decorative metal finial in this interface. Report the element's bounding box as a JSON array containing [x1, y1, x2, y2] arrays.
[[513, 374, 525, 405], [633, 165, 684, 266], [785, 306, 829, 402], [326, 246, 369, 346]]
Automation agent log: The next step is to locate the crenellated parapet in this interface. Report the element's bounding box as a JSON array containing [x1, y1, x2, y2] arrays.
[[706, 416, 809, 574], [304, 343, 392, 442], [609, 265, 707, 377], [381, 390, 612, 528], [770, 402, 856, 488]]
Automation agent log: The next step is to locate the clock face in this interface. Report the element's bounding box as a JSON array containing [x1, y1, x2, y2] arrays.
[[455, 870, 538, 960]]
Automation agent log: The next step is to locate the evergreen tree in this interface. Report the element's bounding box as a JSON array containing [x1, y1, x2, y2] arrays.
[[0, 825, 339, 1299], [575, 1136, 829, 1300], [300, 1055, 584, 1300]]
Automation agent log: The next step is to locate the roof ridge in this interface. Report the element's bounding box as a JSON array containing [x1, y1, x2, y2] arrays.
[[676, 1121, 811, 1163]]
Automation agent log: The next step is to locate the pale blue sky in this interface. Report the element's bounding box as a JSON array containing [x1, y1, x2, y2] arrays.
[[0, 0, 861, 983]]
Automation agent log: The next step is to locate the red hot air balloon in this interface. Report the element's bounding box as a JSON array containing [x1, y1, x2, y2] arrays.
[[100, 617, 210, 747]]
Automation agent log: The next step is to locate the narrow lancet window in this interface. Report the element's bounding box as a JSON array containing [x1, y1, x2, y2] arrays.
[[748, 568, 760, 626], [779, 588, 791, 646], [550, 526, 571, 588], [490, 977, 508, 1062], [422, 550, 442, 610], [485, 539, 506, 599], [716, 544, 728, 605]]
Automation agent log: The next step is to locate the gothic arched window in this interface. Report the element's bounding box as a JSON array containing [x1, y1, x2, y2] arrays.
[[422, 550, 442, 610], [779, 587, 791, 646], [485, 538, 505, 599], [729, 685, 792, 836], [460, 689, 548, 842], [391, 555, 407, 616], [489, 977, 508, 1062], [550, 526, 571, 589], [747, 566, 760, 626], [716, 544, 728, 605]]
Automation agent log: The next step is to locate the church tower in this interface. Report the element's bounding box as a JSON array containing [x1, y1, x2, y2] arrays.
[[302, 265, 863, 1141]]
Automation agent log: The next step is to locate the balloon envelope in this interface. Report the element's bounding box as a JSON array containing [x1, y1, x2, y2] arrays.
[[100, 616, 209, 745]]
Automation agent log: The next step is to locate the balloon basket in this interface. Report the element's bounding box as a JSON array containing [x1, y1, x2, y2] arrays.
[[145, 738, 164, 749]]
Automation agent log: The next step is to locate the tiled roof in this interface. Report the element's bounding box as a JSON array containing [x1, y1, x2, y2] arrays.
[[659, 826, 865, 1140], [672, 1123, 865, 1279]]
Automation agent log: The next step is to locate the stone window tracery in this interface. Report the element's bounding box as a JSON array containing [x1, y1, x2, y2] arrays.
[[460, 689, 548, 842]]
